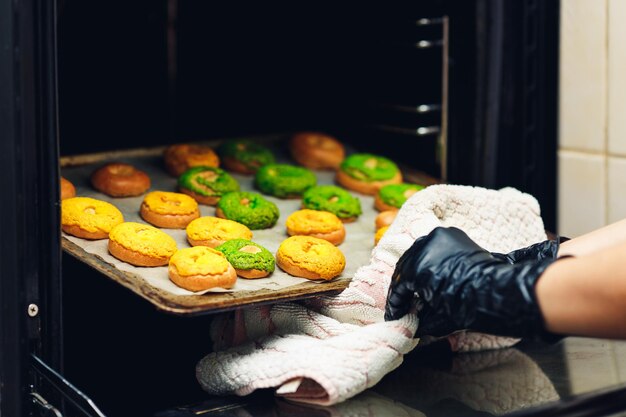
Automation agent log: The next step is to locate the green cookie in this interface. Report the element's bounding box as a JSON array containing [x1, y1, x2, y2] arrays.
[[216, 239, 275, 273], [217, 191, 279, 230], [255, 164, 317, 198], [302, 185, 362, 220]]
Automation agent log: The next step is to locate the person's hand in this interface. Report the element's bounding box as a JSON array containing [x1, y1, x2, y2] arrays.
[[384, 227, 558, 340], [491, 237, 565, 264]]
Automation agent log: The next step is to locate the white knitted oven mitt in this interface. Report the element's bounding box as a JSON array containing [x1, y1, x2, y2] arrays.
[[196, 185, 549, 406]]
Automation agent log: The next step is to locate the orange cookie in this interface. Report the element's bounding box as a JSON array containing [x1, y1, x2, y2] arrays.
[[61, 177, 76, 200], [276, 235, 345, 280], [164, 144, 220, 177], [289, 132, 345, 170], [186, 216, 253, 248], [168, 246, 237, 291], [91, 163, 151, 197], [140, 191, 200, 229], [108, 222, 177, 267], [285, 209, 345, 245], [61, 197, 124, 239], [375, 210, 398, 230]]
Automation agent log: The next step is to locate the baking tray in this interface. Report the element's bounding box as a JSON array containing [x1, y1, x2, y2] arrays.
[[60, 135, 439, 316]]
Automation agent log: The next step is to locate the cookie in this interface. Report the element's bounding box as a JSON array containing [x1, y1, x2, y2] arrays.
[[61, 197, 124, 239], [276, 235, 345, 280], [186, 216, 253, 248], [61, 177, 76, 200], [91, 162, 151, 197], [178, 166, 240, 206], [336, 153, 402, 195], [215, 239, 275, 279], [289, 132, 345, 170], [164, 144, 220, 177], [285, 209, 345, 245], [168, 246, 237, 291], [301, 185, 362, 223], [216, 191, 279, 230], [254, 164, 317, 198], [140, 191, 200, 229], [375, 183, 424, 211], [108, 222, 177, 266], [218, 139, 275, 174]]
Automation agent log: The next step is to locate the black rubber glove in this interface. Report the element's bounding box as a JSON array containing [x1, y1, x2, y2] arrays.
[[384, 227, 558, 340], [491, 236, 569, 264]]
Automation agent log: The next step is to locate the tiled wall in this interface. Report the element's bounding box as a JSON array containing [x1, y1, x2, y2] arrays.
[[559, 0, 626, 237]]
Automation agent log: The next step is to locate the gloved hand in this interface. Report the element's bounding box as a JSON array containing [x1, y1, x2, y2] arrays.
[[491, 236, 568, 264], [384, 227, 559, 340]]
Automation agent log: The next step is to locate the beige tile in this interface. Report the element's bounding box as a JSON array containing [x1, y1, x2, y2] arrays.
[[558, 150, 606, 237], [559, 0, 607, 152], [608, 157, 626, 223], [608, 0, 626, 155], [564, 338, 619, 393]]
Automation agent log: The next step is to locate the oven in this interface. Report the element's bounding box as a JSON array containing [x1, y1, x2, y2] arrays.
[[4, 1, 606, 416]]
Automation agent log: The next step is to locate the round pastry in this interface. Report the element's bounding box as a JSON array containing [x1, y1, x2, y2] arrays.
[[108, 222, 177, 267], [168, 246, 237, 291], [215, 239, 275, 279], [254, 164, 317, 198], [91, 162, 151, 197], [285, 209, 345, 245], [178, 166, 240, 205], [301, 185, 362, 223], [336, 153, 402, 195], [289, 132, 345, 170], [216, 191, 279, 230], [375, 210, 398, 230], [218, 139, 275, 174], [164, 143, 220, 177], [61, 197, 124, 239], [140, 191, 200, 229], [276, 235, 345, 280], [375, 226, 389, 245], [186, 216, 253, 248], [374, 183, 424, 211], [61, 177, 76, 200]]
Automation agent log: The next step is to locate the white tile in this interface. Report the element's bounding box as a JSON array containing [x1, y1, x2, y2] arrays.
[[564, 338, 619, 394], [559, 0, 607, 152], [608, 0, 626, 155], [558, 150, 606, 237], [608, 157, 626, 223]]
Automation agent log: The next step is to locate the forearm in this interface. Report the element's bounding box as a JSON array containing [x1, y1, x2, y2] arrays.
[[536, 242, 626, 338], [559, 218, 626, 257]]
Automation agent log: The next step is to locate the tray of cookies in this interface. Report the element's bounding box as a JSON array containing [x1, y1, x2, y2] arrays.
[[60, 134, 437, 315]]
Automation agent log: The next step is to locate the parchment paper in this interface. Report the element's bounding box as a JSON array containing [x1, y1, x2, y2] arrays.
[[61, 147, 378, 296]]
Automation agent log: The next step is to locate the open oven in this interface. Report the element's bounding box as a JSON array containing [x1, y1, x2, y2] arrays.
[[0, 1, 590, 416]]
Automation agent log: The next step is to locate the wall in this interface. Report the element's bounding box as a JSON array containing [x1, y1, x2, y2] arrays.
[[559, 0, 626, 237]]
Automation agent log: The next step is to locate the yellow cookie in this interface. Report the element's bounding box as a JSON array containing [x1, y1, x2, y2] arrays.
[[375, 226, 389, 245], [186, 216, 253, 248], [108, 222, 177, 266], [140, 191, 200, 229], [61, 197, 124, 240], [276, 235, 345, 280], [285, 209, 345, 245], [168, 246, 237, 291]]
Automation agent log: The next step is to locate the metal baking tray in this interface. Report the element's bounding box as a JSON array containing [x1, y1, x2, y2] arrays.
[[60, 135, 438, 316]]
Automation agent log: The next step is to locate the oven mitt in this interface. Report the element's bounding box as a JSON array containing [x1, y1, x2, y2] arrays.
[[385, 227, 558, 340], [197, 185, 548, 406]]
